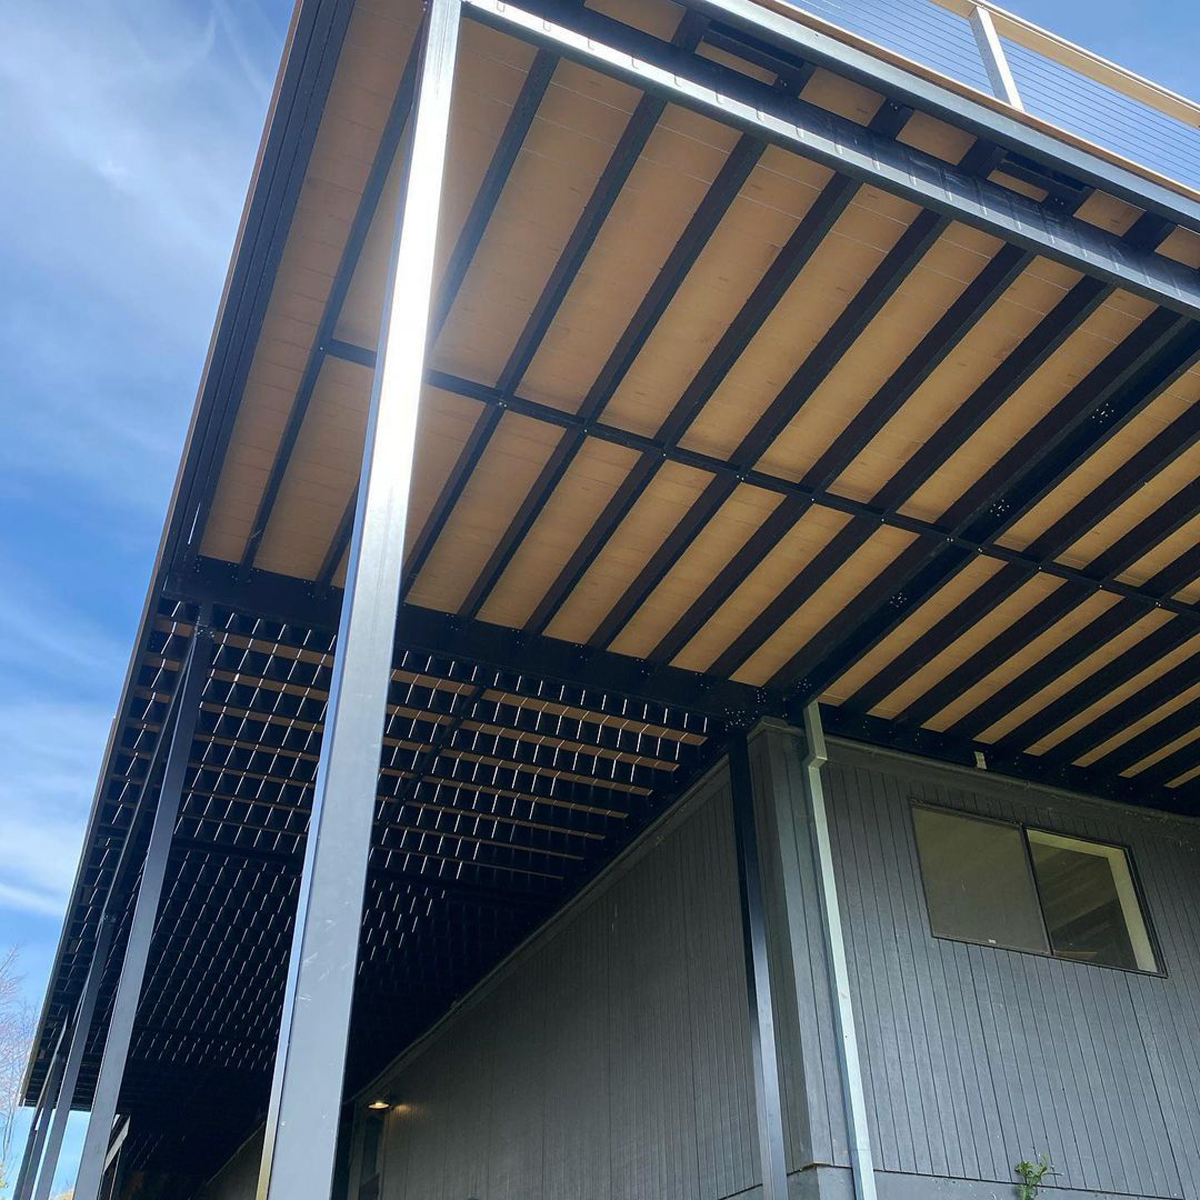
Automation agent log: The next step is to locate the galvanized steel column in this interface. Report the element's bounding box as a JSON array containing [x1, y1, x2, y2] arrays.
[[255, 3, 463, 1197], [729, 732, 791, 1200], [802, 702, 878, 1200], [74, 625, 213, 1200]]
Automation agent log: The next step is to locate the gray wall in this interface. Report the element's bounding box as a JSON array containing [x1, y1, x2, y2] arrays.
[[773, 733, 1200, 1200], [195, 730, 1200, 1200], [361, 768, 764, 1200], [196, 1129, 263, 1200]]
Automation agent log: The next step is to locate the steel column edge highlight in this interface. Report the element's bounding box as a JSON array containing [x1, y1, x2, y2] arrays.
[[729, 732, 790, 1200], [802, 702, 878, 1200], [254, 3, 464, 1198], [13, 1021, 69, 1200]]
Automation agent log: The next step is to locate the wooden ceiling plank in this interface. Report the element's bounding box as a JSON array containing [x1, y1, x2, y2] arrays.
[[392, 12, 708, 616], [769, 299, 1200, 699], [855, 472, 1200, 727]]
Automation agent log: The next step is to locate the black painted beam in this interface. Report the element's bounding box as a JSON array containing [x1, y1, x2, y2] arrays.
[[494, 129, 771, 629], [857, 397, 1200, 721], [1133, 731, 1200, 790], [1031, 632, 1200, 765], [771, 312, 1200, 699], [996, 600, 1200, 755], [820, 705, 1196, 816], [888, 476, 1200, 731], [382, 11, 710, 606], [237, 41, 422, 573], [169, 556, 767, 723], [1087, 694, 1200, 779], [464, 0, 1200, 314]]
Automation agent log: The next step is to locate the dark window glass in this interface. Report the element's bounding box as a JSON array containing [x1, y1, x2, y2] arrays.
[[1028, 830, 1157, 972], [913, 807, 1048, 954]]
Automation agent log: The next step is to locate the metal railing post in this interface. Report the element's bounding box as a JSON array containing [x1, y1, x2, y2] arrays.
[[967, 4, 1024, 109], [254, 2, 463, 1197]]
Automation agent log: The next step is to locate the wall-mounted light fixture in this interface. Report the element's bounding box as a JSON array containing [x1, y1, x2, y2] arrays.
[[366, 1099, 390, 1111]]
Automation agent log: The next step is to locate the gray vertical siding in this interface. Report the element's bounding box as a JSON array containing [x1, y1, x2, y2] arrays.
[[801, 737, 1200, 1200], [194, 730, 1200, 1200], [367, 769, 761, 1200]]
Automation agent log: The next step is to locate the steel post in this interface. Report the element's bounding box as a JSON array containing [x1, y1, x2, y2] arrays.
[[254, 3, 463, 1197], [32, 915, 117, 1200], [12, 1019, 69, 1200], [73, 626, 213, 1200], [729, 732, 790, 1200]]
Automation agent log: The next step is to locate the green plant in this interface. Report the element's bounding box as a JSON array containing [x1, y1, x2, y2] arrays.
[[1015, 1154, 1054, 1200]]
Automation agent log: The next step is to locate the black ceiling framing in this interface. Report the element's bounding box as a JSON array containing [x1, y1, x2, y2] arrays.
[[28, 595, 732, 1176], [855, 398, 1200, 724], [162, 0, 1198, 797], [771, 309, 1200, 707], [31, 0, 1200, 1178]]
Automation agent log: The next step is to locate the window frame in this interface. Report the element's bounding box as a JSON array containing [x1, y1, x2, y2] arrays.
[[909, 801, 1165, 977]]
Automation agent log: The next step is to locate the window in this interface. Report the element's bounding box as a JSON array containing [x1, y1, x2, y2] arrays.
[[356, 1109, 386, 1200], [1028, 830, 1157, 972], [912, 806, 1158, 973]]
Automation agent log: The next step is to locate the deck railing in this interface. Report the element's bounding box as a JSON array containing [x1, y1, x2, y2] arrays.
[[779, 0, 1200, 194]]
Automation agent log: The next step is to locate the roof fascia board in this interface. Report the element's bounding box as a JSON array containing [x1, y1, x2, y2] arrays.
[[462, 0, 1200, 321]]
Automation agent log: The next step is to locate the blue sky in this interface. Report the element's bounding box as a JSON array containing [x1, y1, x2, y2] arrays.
[[0, 0, 1195, 1192]]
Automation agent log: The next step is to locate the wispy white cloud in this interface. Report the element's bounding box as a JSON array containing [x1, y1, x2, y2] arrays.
[[0, 0, 290, 943], [0, 0, 287, 518]]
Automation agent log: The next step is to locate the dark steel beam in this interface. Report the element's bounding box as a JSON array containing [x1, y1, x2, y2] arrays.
[[1134, 734, 1200, 790], [771, 313, 1200, 698], [237, 41, 423, 573], [171, 557, 770, 721], [312, 45, 562, 590], [956, 587, 1200, 748], [313, 340, 1200, 626], [172, 0, 355, 576], [517, 131, 771, 632], [890, 476, 1200, 731], [462, 0, 1200, 316], [385, 12, 709, 605], [1037, 640, 1200, 766], [685, 0, 1200, 233], [430, 47, 560, 337], [997, 601, 1200, 757], [857, 399, 1200, 721], [728, 732, 790, 1200], [577, 104, 921, 649], [821, 706, 1196, 817], [1088, 694, 1200, 778], [600, 201, 955, 660]]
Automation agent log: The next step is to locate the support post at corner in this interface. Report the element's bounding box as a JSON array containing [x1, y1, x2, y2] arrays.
[[729, 731, 791, 1200], [73, 624, 213, 1200], [254, 3, 463, 1198]]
